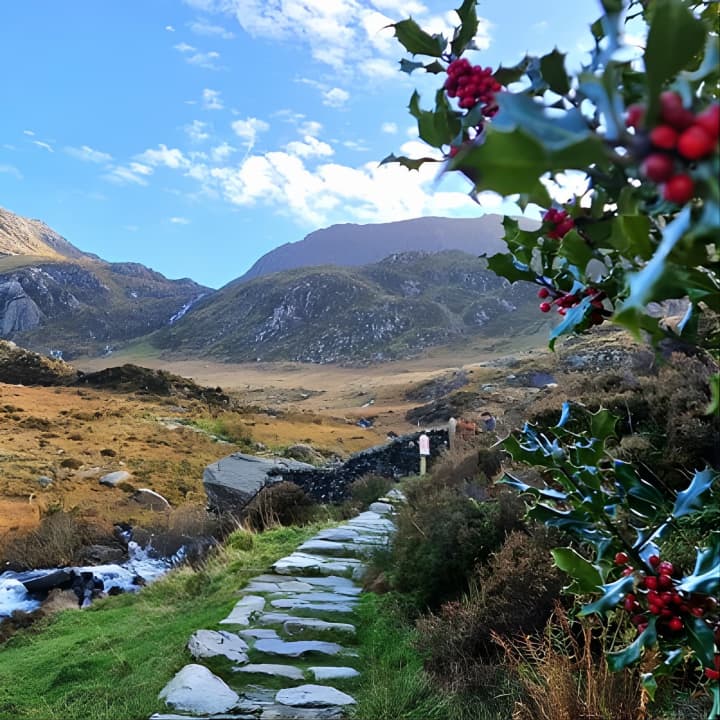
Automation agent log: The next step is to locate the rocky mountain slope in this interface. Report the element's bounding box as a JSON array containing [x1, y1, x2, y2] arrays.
[[239, 215, 512, 281], [0, 208, 209, 358], [150, 250, 542, 364]]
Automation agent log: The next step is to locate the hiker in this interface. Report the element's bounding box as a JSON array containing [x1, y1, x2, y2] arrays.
[[480, 411, 496, 433], [457, 417, 477, 440]]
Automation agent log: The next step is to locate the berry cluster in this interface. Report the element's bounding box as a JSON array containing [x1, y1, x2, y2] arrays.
[[542, 208, 575, 239], [613, 552, 719, 653], [537, 286, 606, 324], [444, 58, 502, 115], [627, 93, 720, 205]]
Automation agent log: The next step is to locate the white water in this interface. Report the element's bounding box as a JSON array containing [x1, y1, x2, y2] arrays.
[[0, 541, 185, 618]]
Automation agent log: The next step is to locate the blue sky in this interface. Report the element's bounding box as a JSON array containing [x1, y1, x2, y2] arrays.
[[0, 0, 603, 288]]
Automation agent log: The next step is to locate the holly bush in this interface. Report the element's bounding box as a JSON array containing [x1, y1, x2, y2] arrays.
[[388, 0, 719, 713]]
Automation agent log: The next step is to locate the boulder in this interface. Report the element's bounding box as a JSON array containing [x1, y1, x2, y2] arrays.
[[99, 470, 132, 488], [19, 569, 72, 594], [132, 488, 170, 510], [78, 544, 126, 565], [158, 663, 239, 715], [203, 453, 315, 513], [283, 444, 325, 465]]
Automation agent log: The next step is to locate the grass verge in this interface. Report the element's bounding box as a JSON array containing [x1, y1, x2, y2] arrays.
[[0, 524, 322, 720]]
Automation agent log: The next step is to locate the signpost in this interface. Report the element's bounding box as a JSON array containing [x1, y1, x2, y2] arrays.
[[418, 432, 430, 476]]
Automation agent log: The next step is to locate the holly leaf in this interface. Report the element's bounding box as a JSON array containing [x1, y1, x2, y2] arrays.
[[392, 18, 446, 57], [451, 0, 479, 57], [552, 547, 604, 593], [486, 253, 538, 283], [607, 618, 657, 672], [379, 153, 440, 171], [558, 229, 594, 269], [579, 574, 636, 616], [590, 408, 618, 442], [672, 467, 716, 520], [549, 296, 593, 350], [685, 616, 716, 669], [399, 59, 425, 74], [493, 94, 593, 150], [494, 56, 531, 86], [540, 49, 570, 96], [644, 0, 706, 123], [676, 541, 720, 596]]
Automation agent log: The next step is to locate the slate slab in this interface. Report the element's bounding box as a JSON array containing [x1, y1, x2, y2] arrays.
[[235, 663, 304, 680], [220, 595, 266, 625], [276, 684, 356, 707], [309, 666, 360, 680], [283, 618, 356, 637], [260, 706, 345, 719], [254, 639, 343, 658], [158, 664, 240, 715], [188, 629, 249, 663]]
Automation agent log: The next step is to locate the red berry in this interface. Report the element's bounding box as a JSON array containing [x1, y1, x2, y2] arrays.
[[637, 623, 648, 634], [645, 576, 658, 591], [631, 614, 648, 626], [539, 302, 552, 313], [615, 552, 630, 565], [622, 567, 635, 576], [663, 174, 694, 205], [626, 103, 645, 129], [658, 561, 674, 576], [660, 92, 694, 130], [696, 104, 720, 139], [624, 594, 638, 612], [648, 555, 661, 568], [705, 668, 720, 681], [668, 617, 684, 632], [658, 574, 674, 589], [537, 288, 550, 299], [691, 606, 705, 617], [650, 125, 678, 150], [677, 125, 715, 160], [648, 604, 661, 616], [642, 153, 675, 182]]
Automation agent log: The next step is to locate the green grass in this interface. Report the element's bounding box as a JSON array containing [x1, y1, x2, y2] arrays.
[[0, 524, 322, 720]]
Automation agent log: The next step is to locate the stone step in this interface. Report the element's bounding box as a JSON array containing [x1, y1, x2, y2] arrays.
[[268, 599, 356, 614], [187, 630, 249, 663], [296, 539, 377, 558], [251, 574, 358, 592], [272, 553, 365, 580], [260, 706, 346, 719], [150, 714, 257, 719], [276, 684, 356, 708], [308, 666, 360, 681], [253, 639, 345, 658], [234, 663, 304, 680], [219, 595, 266, 626]]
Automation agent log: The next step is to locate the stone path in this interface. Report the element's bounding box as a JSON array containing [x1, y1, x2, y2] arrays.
[[151, 493, 403, 720]]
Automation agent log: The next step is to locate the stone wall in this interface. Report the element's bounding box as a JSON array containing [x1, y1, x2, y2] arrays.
[[279, 428, 449, 503], [203, 428, 448, 513]]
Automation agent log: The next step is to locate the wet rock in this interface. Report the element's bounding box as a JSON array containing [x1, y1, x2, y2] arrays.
[[78, 544, 126, 565], [309, 666, 360, 680], [219, 595, 266, 626], [283, 618, 356, 637]]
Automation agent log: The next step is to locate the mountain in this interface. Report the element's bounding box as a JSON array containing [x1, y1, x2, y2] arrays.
[[0, 207, 210, 358], [239, 215, 511, 282], [150, 250, 543, 364]]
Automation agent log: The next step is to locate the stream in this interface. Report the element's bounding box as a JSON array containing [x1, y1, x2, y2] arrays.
[[0, 540, 185, 618]]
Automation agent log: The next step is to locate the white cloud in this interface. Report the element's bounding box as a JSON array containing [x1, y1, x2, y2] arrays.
[[299, 120, 323, 137], [189, 19, 235, 39], [370, 0, 427, 14], [138, 144, 188, 169], [105, 165, 151, 186], [0, 164, 22, 179], [187, 50, 222, 69], [165, 25, 176, 32], [231, 117, 269, 146], [323, 87, 350, 107], [343, 139, 369, 152], [202, 88, 224, 110], [286, 135, 334, 158], [174, 42, 196, 52], [129, 162, 153, 176], [185, 119, 210, 142], [169, 216, 191, 224], [210, 142, 236, 161], [65, 145, 112, 163], [23, 129, 35, 136], [32, 140, 54, 153], [381, 122, 397, 134]]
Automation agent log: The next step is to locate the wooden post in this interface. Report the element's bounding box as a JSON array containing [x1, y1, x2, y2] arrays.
[[420, 455, 427, 476]]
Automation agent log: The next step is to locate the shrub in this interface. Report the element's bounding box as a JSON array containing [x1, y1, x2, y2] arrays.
[[243, 481, 314, 531], [350, 474, 394, 509], [387, 476, 524, 611], [416, 528, 564, 690]]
